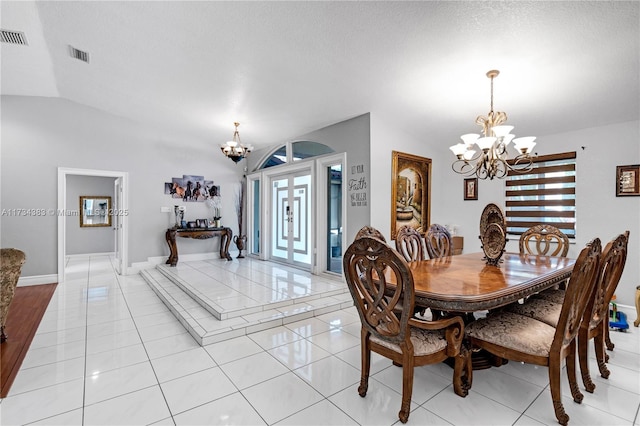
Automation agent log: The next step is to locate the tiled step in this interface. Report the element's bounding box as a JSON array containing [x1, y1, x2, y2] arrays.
[[140, 266, 353, 346]]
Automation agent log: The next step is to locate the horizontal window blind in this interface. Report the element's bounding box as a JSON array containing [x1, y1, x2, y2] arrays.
[[505, 152, 577, 238]]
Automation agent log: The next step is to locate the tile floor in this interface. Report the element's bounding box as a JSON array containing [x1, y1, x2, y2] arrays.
[[0, 254, 638, 425]]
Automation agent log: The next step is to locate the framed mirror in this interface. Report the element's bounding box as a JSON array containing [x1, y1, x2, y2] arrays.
[[79, 196, 112, 227]]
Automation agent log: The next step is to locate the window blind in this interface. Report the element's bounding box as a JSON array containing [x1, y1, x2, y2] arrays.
[[505, 151, 577, 238]]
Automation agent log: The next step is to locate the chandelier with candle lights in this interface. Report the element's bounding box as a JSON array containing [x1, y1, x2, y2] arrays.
[[220, 122, 253, 163], [450, 70, 536, 180]]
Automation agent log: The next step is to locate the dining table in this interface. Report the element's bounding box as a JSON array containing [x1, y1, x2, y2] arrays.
[[394, 251, 576, 313], [384, 251, 576, 369]]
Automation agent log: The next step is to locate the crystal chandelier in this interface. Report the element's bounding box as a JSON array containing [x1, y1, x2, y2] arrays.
[[450, 70, 536, 180], [220, 122, 253, 163]]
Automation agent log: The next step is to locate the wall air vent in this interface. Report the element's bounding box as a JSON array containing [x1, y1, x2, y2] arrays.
[[1, 29, 28, 45], [69, 45, 90, 63]]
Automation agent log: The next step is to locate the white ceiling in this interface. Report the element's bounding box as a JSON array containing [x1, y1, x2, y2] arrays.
[[1, 1, 638, 150]]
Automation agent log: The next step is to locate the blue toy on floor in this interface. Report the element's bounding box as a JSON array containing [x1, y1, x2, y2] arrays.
[[609, 310, 629, 331]]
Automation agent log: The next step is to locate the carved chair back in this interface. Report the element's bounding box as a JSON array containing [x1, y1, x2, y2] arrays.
[[425, 223, 453, 259], [395, 225, 425, 262], [519, 224, 570, 257], [552, 238, 602, 354], [584, 232, 628, 332], [344, 236, 413, 343], [354, 226, 387, 244]]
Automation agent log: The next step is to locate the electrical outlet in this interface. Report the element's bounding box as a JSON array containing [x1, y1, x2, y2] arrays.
[[160, 206, 171, 213]]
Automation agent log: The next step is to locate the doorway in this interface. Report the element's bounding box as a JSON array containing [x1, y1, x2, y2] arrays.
[[270, 170, 312, 268], [57, 167, 129, 282], [247, 151, 346, 276]]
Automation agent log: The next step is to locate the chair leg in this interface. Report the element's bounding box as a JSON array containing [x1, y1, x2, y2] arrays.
[[399, 354, 414, 424], [566, 341, 584, 403], [577, 330, 595, 393], [604, 316, 615, 351], [452, 344, 472, 396], [358, 331, 370, 397], [594, 325, 610, 379], [549, 359, 570, 426]]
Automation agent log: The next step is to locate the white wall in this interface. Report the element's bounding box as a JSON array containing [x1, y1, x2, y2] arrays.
[[1, 95, 245, 277]]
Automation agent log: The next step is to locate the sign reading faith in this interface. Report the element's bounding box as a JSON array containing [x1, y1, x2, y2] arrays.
[[349, 164, 368, 207]]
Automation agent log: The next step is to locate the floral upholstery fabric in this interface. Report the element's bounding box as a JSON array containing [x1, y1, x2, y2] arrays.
[[370, 326, 447, 355], [532, 288, 565, 305], [465, 312, 556, 357], [506, 298, 561, 327], [1, 248, 26, 332]]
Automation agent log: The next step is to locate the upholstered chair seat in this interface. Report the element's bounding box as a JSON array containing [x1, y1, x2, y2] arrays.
[[466, 312, 556, 357], [506, 298, 561, 327], [531, 288, 566, 305], [371, 327, 447, 355]]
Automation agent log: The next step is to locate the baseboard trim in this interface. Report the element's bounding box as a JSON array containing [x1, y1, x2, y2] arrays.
[[17, 274, 58, 287]]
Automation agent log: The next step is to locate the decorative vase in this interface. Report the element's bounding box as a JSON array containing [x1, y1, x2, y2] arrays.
[[233, 235, 247, 258], [174, 205, 180, 228]]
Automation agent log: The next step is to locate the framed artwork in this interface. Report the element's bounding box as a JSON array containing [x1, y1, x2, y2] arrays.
[[391, 150, 431, 239], [464, 178, 478, 200], [79, 196, 112, 227], [616, 164, 640, 196]]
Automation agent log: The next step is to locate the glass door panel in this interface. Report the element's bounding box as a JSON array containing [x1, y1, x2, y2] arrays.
[[270, 172, 311, 267], [327, 164, 342, 273]]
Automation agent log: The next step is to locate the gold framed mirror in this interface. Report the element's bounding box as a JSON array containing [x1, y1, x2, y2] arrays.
[[79, 196, 112, 227]]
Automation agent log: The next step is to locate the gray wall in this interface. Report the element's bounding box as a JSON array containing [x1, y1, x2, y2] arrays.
[[66, 175, 115, 255], [248, 113, 371, 242], [1, 95, 245, 276]]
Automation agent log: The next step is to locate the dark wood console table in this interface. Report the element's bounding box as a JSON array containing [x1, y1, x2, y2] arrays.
[[165, 227, 233, 266]]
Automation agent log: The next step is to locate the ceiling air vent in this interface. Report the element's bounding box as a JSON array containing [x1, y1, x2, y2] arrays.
[[1, 29, 28, 45], [69, 45, 90, 63]]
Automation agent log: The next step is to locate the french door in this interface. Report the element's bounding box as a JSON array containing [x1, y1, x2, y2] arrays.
[[270, 171, 312, 267]]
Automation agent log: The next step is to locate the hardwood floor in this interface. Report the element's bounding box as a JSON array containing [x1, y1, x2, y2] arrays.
[[0, 283, 56, 398]]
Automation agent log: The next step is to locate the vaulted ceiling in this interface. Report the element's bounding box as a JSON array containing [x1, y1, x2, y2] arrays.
[[2, 1, 638, 151]]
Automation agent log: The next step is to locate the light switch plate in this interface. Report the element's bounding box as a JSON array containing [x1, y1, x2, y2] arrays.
[[160, 206, 171, 213]]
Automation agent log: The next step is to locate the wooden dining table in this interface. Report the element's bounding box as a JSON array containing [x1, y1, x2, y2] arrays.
[[393, 251, 576, 313], [385, 251, 576, 369]]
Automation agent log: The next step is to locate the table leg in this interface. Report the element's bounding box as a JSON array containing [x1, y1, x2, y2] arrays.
[[165, 228, 178, 266], [634, 285, 640, 327], [220, 228, 233, 261]]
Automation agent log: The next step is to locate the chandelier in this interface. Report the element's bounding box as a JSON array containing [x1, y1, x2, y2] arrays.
[[220, 122, 253, 163], [450, 70, 536, 180]]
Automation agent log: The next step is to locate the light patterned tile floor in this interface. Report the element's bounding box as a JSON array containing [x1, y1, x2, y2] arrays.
[[1, 254, 638, 425]]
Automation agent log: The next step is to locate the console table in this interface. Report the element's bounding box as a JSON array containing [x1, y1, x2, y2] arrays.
[[165, 227, 233, 266]]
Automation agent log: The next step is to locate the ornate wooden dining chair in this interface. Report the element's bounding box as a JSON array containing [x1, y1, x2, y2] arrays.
[[578, 231, 628, 391], [603, 230, 630, 352], [355, 225, 387, 243], [343, 236, 471, 424], [507, 232, 629, 393], [394, 225, 425, 262], [520, 224, 570, 257], [466, 239, 602, 425], [520, 224, 571, 303], [424, 223, 453, 259]]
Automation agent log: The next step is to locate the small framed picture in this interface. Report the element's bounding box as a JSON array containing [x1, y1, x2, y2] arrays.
[[464, 178, 478, 200], [616, 165, 640, 196], [196, 219, 208, 228]]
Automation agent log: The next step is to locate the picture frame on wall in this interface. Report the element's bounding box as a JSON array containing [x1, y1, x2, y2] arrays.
[[464, 178, 478, 200], [391, 150, 432, 239], [616, 164, 640, 196]]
